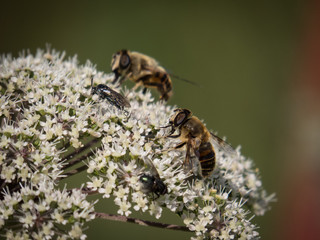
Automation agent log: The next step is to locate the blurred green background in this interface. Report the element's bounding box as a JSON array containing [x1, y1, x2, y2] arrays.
[[1, 0, 312, 239]]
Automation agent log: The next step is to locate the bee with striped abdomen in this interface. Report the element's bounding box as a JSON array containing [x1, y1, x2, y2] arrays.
[[111, 50, 173, 101], [163, 108, 235, 178]]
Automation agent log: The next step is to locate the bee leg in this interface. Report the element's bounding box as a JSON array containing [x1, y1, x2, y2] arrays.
[[112, 74, 119, 84], [142, 87, 147, 94], [140, 79, 169, 101], [158, 87, 170, 101], [132, 81, 144, 91], [153, 86, 169, 101], [154, 192, 160, 200], [112, 70, 124, 85], [113, 76, 124, 87], [167, 134, 180, 138], [166, 128, 181, 138], [158, 73, 171, 101], [174, 141, 186, 149], [184, 138, 192, 166], [161, 141, 186, 153], [118, 76, 127, 86], [193, 138, 201, 158], [143, 82, 162, 88], [135, 74, 152, 91], [159, 93, 170, 101], [165, 126, 180, 137]]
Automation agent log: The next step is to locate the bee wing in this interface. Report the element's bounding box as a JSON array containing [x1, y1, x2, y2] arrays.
[[210, 132, 237, 156], [102, 86, 131, 108], [143, 158, 160, 179]]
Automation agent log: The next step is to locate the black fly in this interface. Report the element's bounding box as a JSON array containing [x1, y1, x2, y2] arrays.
[[139, 158, 167, 199], [91, 77, 131, 112]]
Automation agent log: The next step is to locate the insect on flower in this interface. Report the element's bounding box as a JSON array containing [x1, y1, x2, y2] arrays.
[[139, 158, 167, 199], [111, 49, 173, 101], [91, 76, 131, 112], [111, 49, 200, 101], [163, 108, 236, 178]]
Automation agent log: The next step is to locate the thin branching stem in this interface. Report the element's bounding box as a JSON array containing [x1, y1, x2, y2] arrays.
[[67, 187, 99, 195], [60, 165, 88, 179], [62, 151, 95, 171], [61, 137, 101, 169], [95, 212, 190, 232]]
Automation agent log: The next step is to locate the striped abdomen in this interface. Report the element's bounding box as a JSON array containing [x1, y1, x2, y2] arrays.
[[156, 71, 172, 98], [138, 71, 172, 101], [198, 141, 215, 177]]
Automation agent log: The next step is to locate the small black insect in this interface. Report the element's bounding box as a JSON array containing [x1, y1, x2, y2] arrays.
[[91, 77, 131, 111], [139, 158, 167, 199]]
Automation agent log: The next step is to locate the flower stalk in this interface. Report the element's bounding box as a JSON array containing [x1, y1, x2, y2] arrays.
[[95, 212, 190, 232]]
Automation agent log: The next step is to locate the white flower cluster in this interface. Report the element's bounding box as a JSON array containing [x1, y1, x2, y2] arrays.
[[0, 50, 99, 239], [211, 147, 275, 216], [0, 181, 95, 239], [0, 49, 274, 239]]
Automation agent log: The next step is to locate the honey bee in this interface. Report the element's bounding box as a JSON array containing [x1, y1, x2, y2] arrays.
[[111, 49, 173, 101], [91, 77, 131, 111], [163, 108, 236, 178], [139, 158, 167, 199]]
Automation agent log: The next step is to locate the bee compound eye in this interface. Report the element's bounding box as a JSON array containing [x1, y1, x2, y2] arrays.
[[174, 112, 186, 126], [120, 53, 130, 68]]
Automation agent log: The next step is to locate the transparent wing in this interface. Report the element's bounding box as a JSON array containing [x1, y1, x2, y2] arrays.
[[111, 89, 131, 108], [210, 132, 237, 156], [143, 158, 160, 179], [102, 87, 131, 108]]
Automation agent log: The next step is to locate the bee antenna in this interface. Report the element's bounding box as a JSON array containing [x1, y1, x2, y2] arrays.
[[159, 125, 171, 129]]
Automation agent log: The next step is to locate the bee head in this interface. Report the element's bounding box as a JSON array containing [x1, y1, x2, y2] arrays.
[[111, 49, 131, 83], [161, 108, 192, 134], [111, 50, 131, 71], [171, 108, 192, 127]]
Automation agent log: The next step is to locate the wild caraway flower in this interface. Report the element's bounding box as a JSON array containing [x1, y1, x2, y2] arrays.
[[0, 49, 274, 239]]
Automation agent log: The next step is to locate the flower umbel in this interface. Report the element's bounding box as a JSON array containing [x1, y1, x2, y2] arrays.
[[0, 49, 274, 239]]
